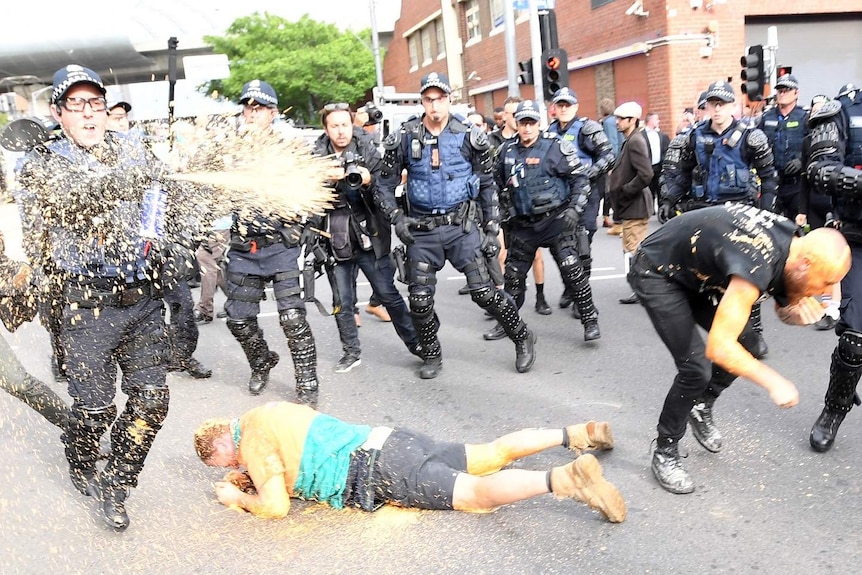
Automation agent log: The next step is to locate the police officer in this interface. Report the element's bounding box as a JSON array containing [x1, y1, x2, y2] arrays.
[[805, 80, 862, 452], [224, 80, 319, 396], [15, 65, 177, 530], [311, 103, 420, 372], [375, 72, 536, 379], [497, 100, 600, 341], [757, 74, 807, 219], [659, 80, 779, 360], [547, 88, 615, 312]]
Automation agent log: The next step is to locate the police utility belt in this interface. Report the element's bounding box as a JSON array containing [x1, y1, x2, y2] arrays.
[[229, 233, 282, 253], [64, 277, 159, 308], [411, 201, 476, 231], [342, 426, 393, 512]]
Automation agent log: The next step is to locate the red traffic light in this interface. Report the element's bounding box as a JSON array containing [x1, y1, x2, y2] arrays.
[[546, 56, 561, 70]]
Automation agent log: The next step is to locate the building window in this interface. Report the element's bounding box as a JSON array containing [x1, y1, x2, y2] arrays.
[[591, 0, 616, 8], [421, 27, 432, 66], [491, 0, 504, 28], [436, 19, 446, 59], [408, 35, 418, 70], [466, 0, 481, 43]]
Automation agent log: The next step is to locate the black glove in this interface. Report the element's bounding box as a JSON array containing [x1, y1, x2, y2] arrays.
[[783, 158, 803, 177], [481, 230, 501, 258], [560, 207, 580, 231], [393, 212, 416, 246], [658, 202, 674, 224]]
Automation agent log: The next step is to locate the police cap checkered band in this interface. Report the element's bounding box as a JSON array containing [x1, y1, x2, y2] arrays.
[[240, 80, 278, 106], [420, 72, 452, 94], [51, 65, 106, 104], [704, 80, 735, 103], [552, 88, 578, 104], [514, 100, 542, 122], [775, 74, 799, 90]]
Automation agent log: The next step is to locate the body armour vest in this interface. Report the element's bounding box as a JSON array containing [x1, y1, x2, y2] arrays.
[[845, 95, 862, 169], [760, 106, 806, 172], [405, 125, 476, 214], [43, 135, 154, 280], [694, 123, 750, 202], [505, 137, 570, 217], [549, 119, 593, 168]]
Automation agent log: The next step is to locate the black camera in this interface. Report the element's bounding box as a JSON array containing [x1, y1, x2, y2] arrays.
[[341, 151, 364, 189], [365, 103, 383, 125]]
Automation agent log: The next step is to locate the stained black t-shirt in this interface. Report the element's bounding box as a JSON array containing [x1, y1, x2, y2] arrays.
[[639, 204, 797, 305]]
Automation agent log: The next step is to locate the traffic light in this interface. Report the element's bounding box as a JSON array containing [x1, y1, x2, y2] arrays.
[[541, 48, 568, 101], [740, 45, 765, 101], [518, 60, 534, 85], [777, 65, 793, 77]]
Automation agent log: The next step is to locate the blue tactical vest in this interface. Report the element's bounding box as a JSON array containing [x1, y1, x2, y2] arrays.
[[405, 124, 476, 214], [760, 106, 806, 172], [41, 134, 154, 280], [549, 119, 593, 168], [844, 94, 862, 169], [504, 137, 569, 217], [694, 123, 750, 202]]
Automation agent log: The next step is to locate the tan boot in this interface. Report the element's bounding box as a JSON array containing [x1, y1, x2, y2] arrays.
[[565, 421, 614, 454], [607, 223, 622, 236], [551, 454, 626, 523]]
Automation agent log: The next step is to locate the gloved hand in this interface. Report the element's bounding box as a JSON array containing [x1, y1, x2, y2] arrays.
[[481, 230, 501, 258], [393, 212, 417, 246], [658, 202, 674, 224], [283, 221, 305, 246], [560, 207, 580, 231], [783, 158, 803, 177]]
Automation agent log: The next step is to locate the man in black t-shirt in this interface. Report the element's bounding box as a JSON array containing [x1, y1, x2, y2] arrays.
[[629, 204, 850, 494]]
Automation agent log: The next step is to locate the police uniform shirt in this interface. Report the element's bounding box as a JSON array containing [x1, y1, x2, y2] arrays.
[[638, 204, 797, 305]]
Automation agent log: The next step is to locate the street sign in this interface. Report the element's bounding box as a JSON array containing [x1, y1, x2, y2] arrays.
[[513, 0, 555, 10]]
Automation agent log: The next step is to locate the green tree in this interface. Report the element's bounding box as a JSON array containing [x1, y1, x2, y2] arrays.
[[205, 13, 377, 125]]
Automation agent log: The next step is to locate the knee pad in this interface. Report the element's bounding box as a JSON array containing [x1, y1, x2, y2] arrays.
[[503, 262, 527, 300], [837, 330, 862, 368], [227, 318, 259, 340], [470, 285, 496, 308], [462, 258, 490, 287], [409, 288, 434, 316], [279, 308, 307, 328], [559, 255, 585, 285], [127, 385, 170, 429]]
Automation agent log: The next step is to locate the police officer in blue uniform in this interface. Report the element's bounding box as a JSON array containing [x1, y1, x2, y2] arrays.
[[547, 88, 615, 313], [660, 80, 779, 361], [15, 65, 180, 530], [805, 81, 862, 452], [224, 80, 319, 396], [497, 100, 600, 341], [375, 73, 536, 379], [757, 74, 807, 219]]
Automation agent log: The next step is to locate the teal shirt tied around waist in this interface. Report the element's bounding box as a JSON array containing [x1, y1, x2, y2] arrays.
[[293, 414, 371, 508]]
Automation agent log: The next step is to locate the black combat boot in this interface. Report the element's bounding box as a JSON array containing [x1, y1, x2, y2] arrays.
[[281, 310, 319, 393], [562, 259, 600, 341], [810, 342, 862, 452], [651, 438, 694, 494], [99, 385, 169, 531], [64, 404, 117, 497], [412, 304, 443, 379], [514, 328, 537, 373], [228, 319, 280, 395], [478, 287, 536, 373], [688, 394, 722, 452]]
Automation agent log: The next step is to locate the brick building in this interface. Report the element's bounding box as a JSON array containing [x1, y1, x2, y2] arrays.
[[383, 0, 862, 130]]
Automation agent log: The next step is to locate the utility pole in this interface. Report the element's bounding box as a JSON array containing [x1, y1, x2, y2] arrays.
[[528, 0, 547, 123], [504, 0, 519, 97], [369, 0, 385, 100]]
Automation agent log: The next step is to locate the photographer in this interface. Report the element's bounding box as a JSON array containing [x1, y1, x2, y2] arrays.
[[312, 103, 420, 373]]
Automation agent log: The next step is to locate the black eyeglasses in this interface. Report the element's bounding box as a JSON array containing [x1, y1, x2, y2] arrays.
[[323, 102, 350, 113], [58, 97, 107, 112]]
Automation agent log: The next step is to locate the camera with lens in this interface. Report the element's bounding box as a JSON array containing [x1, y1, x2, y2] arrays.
[[365, 103, 383, 125], [341, 151, 364, 189]]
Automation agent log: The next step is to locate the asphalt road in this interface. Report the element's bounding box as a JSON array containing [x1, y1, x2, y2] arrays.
[[2, 213, 862, 575]]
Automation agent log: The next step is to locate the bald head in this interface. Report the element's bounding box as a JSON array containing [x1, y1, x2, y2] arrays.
[[786, 227, 851, 300]]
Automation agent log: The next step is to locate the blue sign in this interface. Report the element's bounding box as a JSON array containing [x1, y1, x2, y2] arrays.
[[513, 0, 555, 9]]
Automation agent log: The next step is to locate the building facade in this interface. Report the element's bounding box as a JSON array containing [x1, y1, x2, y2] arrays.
[[383, 0, 862, 129]]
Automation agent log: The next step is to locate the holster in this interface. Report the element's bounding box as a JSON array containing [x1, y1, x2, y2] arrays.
[[302, 242, 334, 315], [391, 244, 408, 285]]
